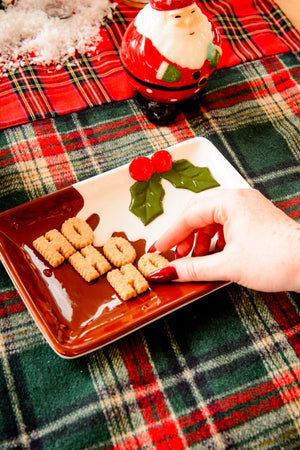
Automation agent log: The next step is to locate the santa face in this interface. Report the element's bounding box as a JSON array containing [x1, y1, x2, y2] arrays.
[[135, 2, 213, 69], [164, 4, 207, 31]]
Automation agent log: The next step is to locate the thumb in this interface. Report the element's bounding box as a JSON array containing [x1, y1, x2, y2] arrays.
[[170, 251, 232, 283]]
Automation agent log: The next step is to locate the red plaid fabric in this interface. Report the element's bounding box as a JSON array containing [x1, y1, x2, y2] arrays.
[[0, 0, 299, 129], [202, 0, 300, 66]]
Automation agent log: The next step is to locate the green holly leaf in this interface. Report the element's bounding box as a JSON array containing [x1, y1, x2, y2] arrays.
[[129, 172, 165, 225], [161, 159, 220, 193]]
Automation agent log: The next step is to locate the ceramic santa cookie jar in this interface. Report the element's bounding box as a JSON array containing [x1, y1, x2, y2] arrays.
[[120, 0, 222, 124]]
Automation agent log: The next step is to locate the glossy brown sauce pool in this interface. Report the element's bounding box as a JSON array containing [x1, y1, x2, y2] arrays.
[[0, 186, 214, 356], [27, 228, 176, 344]]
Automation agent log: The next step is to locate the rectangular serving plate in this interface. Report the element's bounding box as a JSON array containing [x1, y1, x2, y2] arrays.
[[0, 138, 249, 358]]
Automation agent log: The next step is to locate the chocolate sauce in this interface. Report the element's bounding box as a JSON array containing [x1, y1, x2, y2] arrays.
[[86, 213, 100, 231]]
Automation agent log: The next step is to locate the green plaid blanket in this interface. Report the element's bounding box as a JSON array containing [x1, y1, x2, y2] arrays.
[[0, 50, 300, 448]]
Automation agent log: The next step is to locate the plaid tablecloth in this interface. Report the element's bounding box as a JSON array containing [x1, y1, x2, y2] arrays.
[[0, 0, 300, 129], [0, 47, 300, 448]]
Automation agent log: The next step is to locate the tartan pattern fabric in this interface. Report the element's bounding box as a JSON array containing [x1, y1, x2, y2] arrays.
[[1, 0, 300, 130], [1, 50, 300, 448]]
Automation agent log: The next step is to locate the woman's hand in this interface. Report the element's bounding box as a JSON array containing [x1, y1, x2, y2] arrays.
[[147, 188, 300, 293]]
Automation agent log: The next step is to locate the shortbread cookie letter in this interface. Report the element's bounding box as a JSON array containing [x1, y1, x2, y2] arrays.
[[103, 236, 136, 267], [33, 229, 76, 268], [138, 253, 169, 277], [61, 217, 94, 249], [107, 263, 149, 300], [69, 245, 111, 282]]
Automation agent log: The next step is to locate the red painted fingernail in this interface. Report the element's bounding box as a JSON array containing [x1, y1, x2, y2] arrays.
[[215, 238, 225, 252], [147, 242, 157, 253], [147, 266, 178, 282]]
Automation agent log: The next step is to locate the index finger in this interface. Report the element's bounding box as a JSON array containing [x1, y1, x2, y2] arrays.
[[154, 188, 228, 252]]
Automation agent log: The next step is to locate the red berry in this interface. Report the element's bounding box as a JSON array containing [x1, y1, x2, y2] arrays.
[[151, 150, 173, 173], [129, 156, 154, 181]]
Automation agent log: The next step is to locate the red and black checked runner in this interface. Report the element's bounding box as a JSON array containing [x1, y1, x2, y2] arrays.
[[0, 0, 300, 129]]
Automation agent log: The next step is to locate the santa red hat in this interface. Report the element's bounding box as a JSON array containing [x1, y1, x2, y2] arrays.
[[150, 0, 195, 11]]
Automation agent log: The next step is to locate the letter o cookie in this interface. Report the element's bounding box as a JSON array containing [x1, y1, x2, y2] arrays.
[[103, 236, 136, 267], [61, 217, 94, 249]]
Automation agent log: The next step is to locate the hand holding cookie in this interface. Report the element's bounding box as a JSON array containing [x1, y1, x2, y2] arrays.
[[147, 188, 300, 293]]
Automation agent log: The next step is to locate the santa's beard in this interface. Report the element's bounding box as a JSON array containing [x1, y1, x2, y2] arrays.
[[135, 4, 213, 69]]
